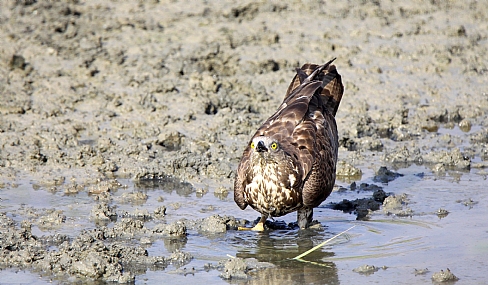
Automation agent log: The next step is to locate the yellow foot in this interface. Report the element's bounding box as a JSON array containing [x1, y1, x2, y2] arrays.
[[237, 222, 265, 231]]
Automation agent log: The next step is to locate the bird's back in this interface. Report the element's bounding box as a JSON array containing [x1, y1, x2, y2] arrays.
[[284, 60, 344, 207]]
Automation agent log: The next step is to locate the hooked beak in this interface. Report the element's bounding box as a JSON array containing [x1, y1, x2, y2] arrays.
[[256, 140, 267, 152]]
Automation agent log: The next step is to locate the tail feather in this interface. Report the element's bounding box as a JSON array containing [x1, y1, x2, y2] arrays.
[[285, 59, 344, 116]]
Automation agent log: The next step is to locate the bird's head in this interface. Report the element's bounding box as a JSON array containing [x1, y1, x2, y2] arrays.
[[249, 136, 282, 162]]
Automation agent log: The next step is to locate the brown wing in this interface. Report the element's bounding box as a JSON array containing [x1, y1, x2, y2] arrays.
[[301, 110, 338, 207], [234, 146, 251, 210], [300, 63, 343, 207], [321, 64, 343, 116]]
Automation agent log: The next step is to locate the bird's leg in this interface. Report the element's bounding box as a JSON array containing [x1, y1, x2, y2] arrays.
[[238, 214, 267, 231], [251, 214, 267, 231], [297, 207, 313, 229]]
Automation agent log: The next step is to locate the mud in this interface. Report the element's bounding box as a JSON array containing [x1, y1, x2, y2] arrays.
[[353, 264, 386, 276], [218, 257, 274, 280], [327, 182, 389, 220], [1, 0, 488, 284], [432, 268, 459, 283]]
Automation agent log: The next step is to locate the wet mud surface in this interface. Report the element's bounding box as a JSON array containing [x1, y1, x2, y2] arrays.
[[1, 0, 488, 284]]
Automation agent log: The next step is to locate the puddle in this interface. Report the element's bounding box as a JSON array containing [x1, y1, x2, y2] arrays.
[[1, 164, 487, 284], [0, 269, 54, 285]]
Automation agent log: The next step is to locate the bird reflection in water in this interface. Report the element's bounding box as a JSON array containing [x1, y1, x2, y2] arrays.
[[233, 227, 339, 285]]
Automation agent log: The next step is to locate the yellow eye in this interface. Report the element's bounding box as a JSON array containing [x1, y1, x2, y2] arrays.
[[270, 142, 278, 150], [250, 142, 255, 149]]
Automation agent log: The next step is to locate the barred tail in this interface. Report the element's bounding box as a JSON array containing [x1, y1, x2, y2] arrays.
[[285, 59, 344, 116]]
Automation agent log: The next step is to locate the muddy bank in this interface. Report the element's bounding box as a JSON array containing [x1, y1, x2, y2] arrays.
[[1, 0, 487, 189], [1, 0, 488, 284]]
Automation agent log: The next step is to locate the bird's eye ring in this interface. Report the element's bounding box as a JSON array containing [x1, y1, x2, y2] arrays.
[[270, 142, 278, 150], [250, 142, 255, 149]]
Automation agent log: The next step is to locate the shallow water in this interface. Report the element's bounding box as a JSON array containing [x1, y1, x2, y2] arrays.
[[1, 162, 486, 284]]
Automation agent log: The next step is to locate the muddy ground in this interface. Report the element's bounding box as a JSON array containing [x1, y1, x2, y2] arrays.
[[0, 0, 487, 284]]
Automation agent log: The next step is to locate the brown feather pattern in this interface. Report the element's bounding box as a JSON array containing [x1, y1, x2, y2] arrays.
[[234, 59, 344, 229]]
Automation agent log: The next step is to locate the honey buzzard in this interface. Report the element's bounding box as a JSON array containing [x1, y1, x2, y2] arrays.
[[234, 59, 344, 231]]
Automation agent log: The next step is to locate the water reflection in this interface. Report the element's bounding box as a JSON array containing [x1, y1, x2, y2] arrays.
[[233, 229, 339, 285], [162, 236, 188, 253], [134, 176, 194, 197]]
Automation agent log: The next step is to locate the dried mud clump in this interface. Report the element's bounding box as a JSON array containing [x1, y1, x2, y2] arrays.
[[218, 257, 274, 280], [353, 264, 386, 275], [431, 268, 459, 283], [183, 214, 242, 233], [336, 161, 363, 178], [36, 209, 67, 231], [152, 221, 187, 236], [383, 194, 413, 217], [423, 148, 471, 170], [382, 146, 422, 164], [90, 202, 117, 223]]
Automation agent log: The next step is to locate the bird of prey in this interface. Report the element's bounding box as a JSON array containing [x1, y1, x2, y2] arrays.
[[234, 59, 344, 231]]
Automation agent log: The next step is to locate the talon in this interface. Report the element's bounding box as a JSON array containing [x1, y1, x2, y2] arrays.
[[237, 222, 265, 231]]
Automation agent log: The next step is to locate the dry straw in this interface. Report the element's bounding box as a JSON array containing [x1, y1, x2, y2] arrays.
[[292, 225, 356, 261]]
